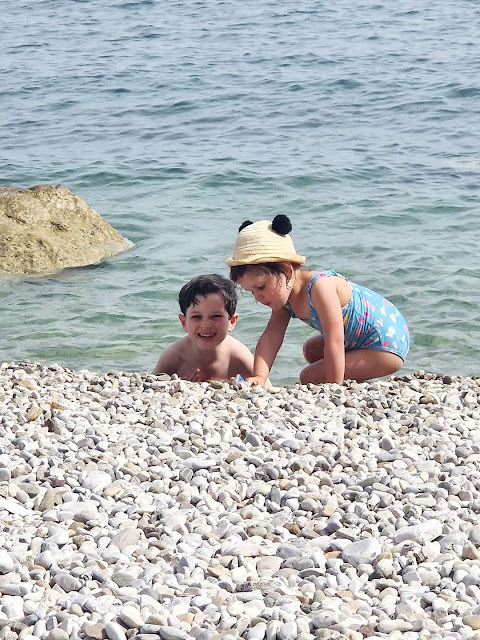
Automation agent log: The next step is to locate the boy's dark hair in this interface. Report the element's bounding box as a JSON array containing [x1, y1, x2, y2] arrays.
[[178, 274, 237, 316], [230, 261, 297, 283]]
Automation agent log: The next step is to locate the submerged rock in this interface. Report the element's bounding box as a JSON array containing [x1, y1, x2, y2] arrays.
[[0, 184, 131, 274]]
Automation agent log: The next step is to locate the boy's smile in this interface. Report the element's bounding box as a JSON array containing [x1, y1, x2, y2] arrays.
[[179, 293, 238, 351]]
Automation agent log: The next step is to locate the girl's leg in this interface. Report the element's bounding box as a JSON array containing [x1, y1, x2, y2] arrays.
[[303, 335, 325, 363], [300, 349, 404, 384]]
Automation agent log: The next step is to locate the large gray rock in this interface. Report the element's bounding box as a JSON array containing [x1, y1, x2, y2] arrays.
[[0, 184, 131, 274]]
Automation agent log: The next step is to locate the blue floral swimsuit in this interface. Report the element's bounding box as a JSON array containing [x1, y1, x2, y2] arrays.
[[285, 271, 410, 361]]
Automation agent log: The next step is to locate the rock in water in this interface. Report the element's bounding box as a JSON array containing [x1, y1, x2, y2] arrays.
[[0, 184, 132, 274]]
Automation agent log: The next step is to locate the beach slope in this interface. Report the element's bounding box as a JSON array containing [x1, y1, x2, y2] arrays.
[[1, 362, 480, 639]]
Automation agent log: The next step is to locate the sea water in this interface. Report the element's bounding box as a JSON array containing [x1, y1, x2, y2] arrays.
[[1, 0, 479, 384]]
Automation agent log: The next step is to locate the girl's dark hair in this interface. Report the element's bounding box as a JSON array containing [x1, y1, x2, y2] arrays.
[[230, 262, 298, 283], [178, 274, 237, 316]]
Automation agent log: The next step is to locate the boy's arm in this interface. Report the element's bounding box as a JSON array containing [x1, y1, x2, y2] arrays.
[[152, 341, 182, 376], [249, 307, 290, 385]]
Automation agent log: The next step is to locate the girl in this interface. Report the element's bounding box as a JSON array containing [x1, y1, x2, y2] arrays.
[[225, 215, 410, 385]]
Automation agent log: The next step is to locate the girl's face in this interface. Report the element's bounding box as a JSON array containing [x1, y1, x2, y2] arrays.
[[237, 269, 290, 311]]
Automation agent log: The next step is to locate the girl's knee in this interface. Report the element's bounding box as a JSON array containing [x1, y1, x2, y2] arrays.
[[300, 363, 325, 385], [302, 342, 312, 363], [386, 354, 403, 376], [303, 336, 324, 364], [299, 367, 309, 384]]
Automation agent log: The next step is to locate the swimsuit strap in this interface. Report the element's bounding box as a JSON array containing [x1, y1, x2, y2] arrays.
[[285, 269, 338, 320], [307, 272, 324, 296], [307, 270, 339, 296], [306, 273, 326, 327], [284, 300, 295, 317], [285, 270, 339, 322]]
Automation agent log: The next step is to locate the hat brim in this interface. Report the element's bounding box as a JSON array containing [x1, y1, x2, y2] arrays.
[[224, 254, 306, 267]]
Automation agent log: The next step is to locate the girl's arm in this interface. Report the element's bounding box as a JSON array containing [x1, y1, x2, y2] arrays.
[[310, 277, 346, 383], [248, 307, 290, 385]]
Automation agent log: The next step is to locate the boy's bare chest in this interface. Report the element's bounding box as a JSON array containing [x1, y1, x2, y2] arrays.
[[177, 352, 230, 382]]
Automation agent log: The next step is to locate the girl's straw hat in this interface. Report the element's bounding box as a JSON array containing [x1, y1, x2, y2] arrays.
[[224, 215, 306, 266]]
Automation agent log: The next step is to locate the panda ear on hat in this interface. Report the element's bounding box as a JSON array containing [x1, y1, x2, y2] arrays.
[[271, 214, 292, 235], [238, 220, 253, 232]]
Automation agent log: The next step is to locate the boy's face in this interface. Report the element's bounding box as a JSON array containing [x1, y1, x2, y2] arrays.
[[179, 293, 238, 350]]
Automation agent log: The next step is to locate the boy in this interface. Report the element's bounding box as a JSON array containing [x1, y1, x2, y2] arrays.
[[153, 274, 254, 382]]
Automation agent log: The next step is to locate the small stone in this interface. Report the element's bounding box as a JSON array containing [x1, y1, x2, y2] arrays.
[[1, 583, 32, 596], [207, 565, 228, 578], [157, 627, 188, 640], [105, 622, 127, 640], [278, 621, 297, 640], [377, 619, 412, 632], [246, 623, 267, 640], [119, 606, 144, 629], [48, 630, 69, 640], [312, 611, 339, 628], [419, 394, 436, 404], [0, 550, 14, 574], [46, 526, 70, 545], [54, 573, 82, 592], [35, 551, 54, 569], [463, 542, 480, 560], [469, 525, 480, 546], [84, 622, 106, 639], [26, 404, 42, 421], [342, 538, 382, 566], [15, 378, 38, 390], [394, 520, 442, 545], [82, 471, 112, 492], [38, 489, 56, 512], [111, 528, 141, 551], [464, 615, 480, 630], [112, 571, 136, 587], [0, 469, 11, 482], [0, 498, 29, 516], [312, 590, 325, 602], [284, 523, 301, 534]]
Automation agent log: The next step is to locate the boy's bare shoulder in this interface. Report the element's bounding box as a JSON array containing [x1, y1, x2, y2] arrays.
[[153, 337, 190, 375], [224, 334, 252, 354], [223, 335, 254, 378]]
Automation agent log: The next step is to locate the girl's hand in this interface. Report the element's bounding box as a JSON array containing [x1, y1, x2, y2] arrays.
[[245, 376, 267, 386]]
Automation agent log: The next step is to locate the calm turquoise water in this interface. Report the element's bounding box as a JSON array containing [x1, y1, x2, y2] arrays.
[[2, 0, 479, 384]]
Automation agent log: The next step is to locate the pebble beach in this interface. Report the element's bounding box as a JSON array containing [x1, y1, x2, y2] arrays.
[[1, 362, 480, 640]]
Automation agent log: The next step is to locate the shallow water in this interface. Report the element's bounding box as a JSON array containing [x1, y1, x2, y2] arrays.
[[1, 0, 479, 383]]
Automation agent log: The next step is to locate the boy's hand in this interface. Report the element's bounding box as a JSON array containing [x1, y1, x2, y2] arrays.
[[189, 368, 205, 383], [245, 376, 267, 386]]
